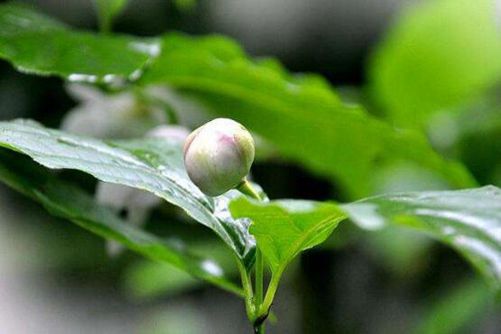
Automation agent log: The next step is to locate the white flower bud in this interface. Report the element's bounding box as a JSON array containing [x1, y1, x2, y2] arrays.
[[183, 118, 255, 196]]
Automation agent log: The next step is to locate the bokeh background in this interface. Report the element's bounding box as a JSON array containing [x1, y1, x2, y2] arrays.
[[0, 0, 500, 333]]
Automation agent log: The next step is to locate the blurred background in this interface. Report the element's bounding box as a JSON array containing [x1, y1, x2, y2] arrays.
[[0, 0, 500, 333]]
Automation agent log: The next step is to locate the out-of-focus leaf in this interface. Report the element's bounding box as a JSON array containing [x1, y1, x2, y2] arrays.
[[0, 3, 157, 84], [230, 198, 345, 274], [173, 0, 197, 12], [123, 260, 202, 299], [0, 3, 477, 198], [0, 150, 241, 295], [342, 186, 501, 292], [366, 228, 432, 278], [369, 0, 501, 128], [123, 240, 237, 299], [93, 0, 128, 32], [0, 120, 255, 266], [139, 33, 476, 198], [413, 279, 493, 334], [422, 88, 501, 186]]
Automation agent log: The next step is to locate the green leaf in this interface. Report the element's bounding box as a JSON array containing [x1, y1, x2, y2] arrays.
[[342, 186, 501, 292], [0, 3, 156, 84], [0, 3, 476, 197], [231, 187, 501, 294], [173, 0, 197, 12], [123, 241, 236, 299], [93, 0, 129, 32], [139, 33, 476, 198], [413, 279, 493, 334], [0, 120, 255, 266], [369, 0, 501, 128], [230, 198, 345, 274], [0, 149, 241, 295], [123, 260, 202, 299]]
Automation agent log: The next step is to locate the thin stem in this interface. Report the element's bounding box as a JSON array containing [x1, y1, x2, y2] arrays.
[[236, 179, 268, 333], [254, 248, 265, 332], [237, 179, 262, 200], [235, 256, 255, 320], [255, 249, 264, 305], [98, 17, 111, 34], [259, 269, 283, 316]]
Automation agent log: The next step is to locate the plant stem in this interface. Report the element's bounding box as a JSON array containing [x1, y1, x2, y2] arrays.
[[259, 269, 282, 316], [98, 18, 111, 34], [237, 179, 262, 201], [254, 248, 265, 333], [255, 249, 264, 305], [236, 256, 255, 320], [236, 179, 268, 333]]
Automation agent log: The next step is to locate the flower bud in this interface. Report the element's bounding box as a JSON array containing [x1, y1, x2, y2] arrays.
[[183, 118, 255, 196]]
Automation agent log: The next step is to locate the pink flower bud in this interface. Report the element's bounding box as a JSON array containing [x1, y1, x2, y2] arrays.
[[183, 118, 255, 196]]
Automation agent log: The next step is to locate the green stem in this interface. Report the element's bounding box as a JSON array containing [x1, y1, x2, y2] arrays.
[[259, 269, 283, 316], [235, 256, 255, 320], [255, 249, 264, 304], [254, 248, 265, 333], [236, 179, 268, 333], [237, 179, 262, 201], [98, 18, 111, 34]]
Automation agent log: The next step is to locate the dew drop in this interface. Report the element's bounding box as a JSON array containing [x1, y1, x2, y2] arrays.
[[201, 259, 223, 277]]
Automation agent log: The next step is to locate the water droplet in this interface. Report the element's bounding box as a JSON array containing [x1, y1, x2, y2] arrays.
[[201, 259, 223, 277], [128, 69, 143, 81], [68, 73, 99, 84], [129, 41, 161, 57]]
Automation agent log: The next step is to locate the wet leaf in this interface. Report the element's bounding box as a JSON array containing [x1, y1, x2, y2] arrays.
[[0, 120, 255, 266], [231, 187, 501, 293], [230, 198, 346, 274], [0, 3, 156, 84], [140, 33, 476, 198], [0, 150, 241, 295], [0, 4, 477, 198], [342, 186, 501, 292]]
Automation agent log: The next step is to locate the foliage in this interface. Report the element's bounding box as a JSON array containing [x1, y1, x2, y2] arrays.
[[0, 1, 499, 332], [93, 0, 129, 32], [369, 0, 501, 129], [0, 3, 155, 83], [0, 3, 476, 198]]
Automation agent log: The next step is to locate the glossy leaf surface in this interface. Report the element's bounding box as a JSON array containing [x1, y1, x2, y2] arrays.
[[231, 187, 501, 293], [0, 150, 241, 295], [0, 3, 156, 84], [0, 4, 477, 198], [140, 33, 476, 198], [342, 186, 501, 292], [0, 120, 255, 265], [230, 198, 346, 274]]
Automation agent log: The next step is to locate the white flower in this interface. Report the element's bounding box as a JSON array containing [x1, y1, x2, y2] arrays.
[[61, 84, 167, 139]]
